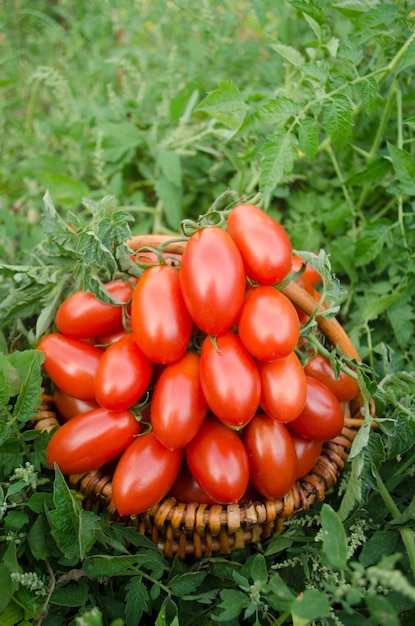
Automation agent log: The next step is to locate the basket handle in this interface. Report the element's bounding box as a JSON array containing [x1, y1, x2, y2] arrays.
[[127, 234, 360, 361]]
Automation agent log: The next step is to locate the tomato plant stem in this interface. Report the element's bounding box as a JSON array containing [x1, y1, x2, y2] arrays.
[[373, 467, 415, 583]]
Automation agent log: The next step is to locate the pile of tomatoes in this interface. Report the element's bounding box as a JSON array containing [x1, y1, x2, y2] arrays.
[[38, 203, 359, 517]]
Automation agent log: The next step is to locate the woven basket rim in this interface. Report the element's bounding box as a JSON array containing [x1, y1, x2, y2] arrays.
[[33, 233, 369, 558]]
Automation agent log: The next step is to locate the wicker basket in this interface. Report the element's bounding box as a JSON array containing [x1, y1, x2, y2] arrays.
[[32, 234, 368, 559]]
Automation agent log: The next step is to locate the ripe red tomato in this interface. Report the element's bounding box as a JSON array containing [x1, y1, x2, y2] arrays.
[[289, 431, 323, 480], [37, 333, 103, 401], [131, 265, 193, 364], [199, 332, 261, 429], [292, 253, 321, 286], [179, 226, 246, 336], [259, 351, 307, 423], [46, 407, 141, 474], [55, 279, 134, 339], [289, 375, 344, 441], [243, 414, 297, 499], [151, 352, 208, 449], [169, 460, 221, 505], [111, 431, 183, 516], [185, 416, 250, 504], [227, 204, 292, 285], [237, 285, 300, 362], [303, 353, 359, 402], [94, 334, 153, 411], [53, 388, 99, 421]]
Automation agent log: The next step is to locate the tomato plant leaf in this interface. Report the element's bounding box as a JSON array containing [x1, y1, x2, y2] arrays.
[[322, 93, 354, 149], [291, 588, 330, 622], [388, 143, 415, 195], [9, 350, 44, 423], [195, 81, 248, 131], [256, 97, 298, 124], [270, 43, 305, 67], [360, 75, 378, 116], [48, 466, 100, 562], [125, 576, 150, 626], [298, 117, 319, 162], [259, 131, 298, 195]]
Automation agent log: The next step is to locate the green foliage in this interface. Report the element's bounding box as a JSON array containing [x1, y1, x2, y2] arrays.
[[1, 1, 415, 625]]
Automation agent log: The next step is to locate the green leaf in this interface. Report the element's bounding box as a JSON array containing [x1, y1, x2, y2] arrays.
[[345, 157, 390, 186], [48, 466, 100, 562], [125, 576, 150, 626], [83, 555, 139, 578], [267, 572, 296, 611], [320, 503, 349, 570], [360, 76, 378, 116], [256, 97, 298, 124], [387, 299, 415, 349], [213, 588, 250, 621], [249, 553, 268, 585], [169, 571, 207, 595], [28, 515, 52, 560], [388, 142, 415, 195], [50, 581, 89, 608], [359, 530, 399, 567], [155, 174, 183, 230], [101, 122, 142, 163], [354, 220, 392, 267], [322, 94, 354, 149], [195, 81, 248, 131], [156, 149, 182, 187], [270, 43, 305, 67], [9, 350, 44, 423], [365, 594, 400, 626], [259, 131, 298, 195], [298, 117, 319, 161], [292, 589, 330, 622]]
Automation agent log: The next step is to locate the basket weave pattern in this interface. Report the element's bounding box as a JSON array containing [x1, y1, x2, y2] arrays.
[[33, 235, 366, 559]]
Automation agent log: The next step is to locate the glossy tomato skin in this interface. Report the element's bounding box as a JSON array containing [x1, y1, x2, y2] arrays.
[[55, 279, 134, 340], [244, 414, 297, 499], [169, 460, 221, 505], [46, 407, 141, 474], [131, 265, 193, 364], [237, 285, 300, 362], [94, 334, 153, 411], [289, 375, 344, 441], [37, 333, 103, 401], [111, 431, 183, 516], [199, 332, 261, 428], [227, 204, 292, 285], [179, 226, 246, 336], [53, 388, 99, 421], [289, 431, 323, 480], [303, 353, 359, 402], [185, 416, 250, 504], [259, 351, 307, 423], [151, 352, 208, 449]]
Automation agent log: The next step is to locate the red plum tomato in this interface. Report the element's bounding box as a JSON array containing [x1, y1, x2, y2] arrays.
[[185, 416, 250, 504], [53, 388, 99, 422], [55, 279, 134, 339], [169, 460, 221, 505], [304, 353, 359, 402], [227, 204, 292, 285], [131, 265, 193, 364], [46, 407, 141, 474], [37, 333, 103, 401], [237, 286, 300, 362], [289, 375, 344, 441], [244, 414, 297, 499], [292, 253, 321, 286], [179, 226, 246, 336], [94, 334, 153, 411], [111, 431, 183, 516], [151, 352, 208, 449], [199, 332, 261, 429], [259, 351, 307, 423], [289, 431, 323, 480]]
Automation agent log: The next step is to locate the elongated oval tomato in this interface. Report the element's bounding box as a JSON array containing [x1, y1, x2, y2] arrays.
[[289, 375, 344, 441], [151, 352, 208, 449], [37, 333, 103, 401], [46, 407, 141, 474], [237, 285, 300, 362], [244, 414, 297, 499], [289, 431, 323, 480], [259, 351, 307, 423], [55, 279, 134, 339], [179, 226, 246, 336], [292, 253, 321, 286], [303, 353, 359, 402], [169, 460, 221, 505], [53, 388, 99, 422], [199, 332, 261, 429], [94, 334, 153, 411], [112, 431, 183, 516], [227, 204, 292, 285], [185, 416, 250, 503], [131, 265, 193, 364]]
